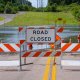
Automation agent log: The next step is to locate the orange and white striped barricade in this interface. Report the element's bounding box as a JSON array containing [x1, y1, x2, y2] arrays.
[[0, 43, 20, 52], [61, 43, 80, 68], [57, 27, 64, 33], [19, 26, 62, 66], [0, 43, 22, 70], [61, 43, 80, 53]]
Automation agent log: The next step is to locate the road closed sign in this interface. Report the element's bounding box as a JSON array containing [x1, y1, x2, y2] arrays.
[[26, 28, 55, 43]]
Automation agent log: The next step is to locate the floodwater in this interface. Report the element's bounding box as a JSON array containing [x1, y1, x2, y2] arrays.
[[0, 27, 79, 42], [0, 27, 79, 50]]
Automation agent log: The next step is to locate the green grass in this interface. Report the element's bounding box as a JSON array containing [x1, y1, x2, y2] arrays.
[[6, 12, 78, 26], [0, 17, 4, 21]]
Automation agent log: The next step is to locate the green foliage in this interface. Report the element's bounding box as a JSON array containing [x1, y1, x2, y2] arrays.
[[6, 12, 78, 26], [0, 0, 32, 14], [64, 36, 78, 43], [48, 0, 80, 5], [0, 4, 5, 13], [73, 10, 80, 20], [5, 2, 18, 14], [18, 5, 29, 11], [57, 3, 80, 12], [45, 4, 57, 12], [70, 3, 80, 21], [35, 8, 44, 12]]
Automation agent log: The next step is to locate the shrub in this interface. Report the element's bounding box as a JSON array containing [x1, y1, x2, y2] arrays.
[[72, 7, 80, 20], [0, 4, 4, 13], [75, 10, 80, 20], [4, 2, 18, 14], [45, 4, 57, 12], [18, 5, 29, 11]]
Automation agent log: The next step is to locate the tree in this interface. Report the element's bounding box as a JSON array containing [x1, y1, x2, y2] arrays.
[[48, 0, 80, 5]]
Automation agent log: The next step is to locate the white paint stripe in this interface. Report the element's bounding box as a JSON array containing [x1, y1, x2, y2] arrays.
[[10, 44, 20, 51], [61, 43, 66, 48], [1, 44, 10, 52], [39, 51, 45, 57], [61, 60, 80, 66], [28, 52, 35, 57], [77, 48, 80, 52], [0, 60, 19, 66], [0, 44, 3, 47], [65, 44, 78, 52]]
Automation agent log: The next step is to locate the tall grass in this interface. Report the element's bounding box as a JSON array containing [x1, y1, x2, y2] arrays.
[[6, 12, 78, 26]]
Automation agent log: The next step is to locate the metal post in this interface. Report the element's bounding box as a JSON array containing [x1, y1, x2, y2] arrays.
[[19, 45, 22, 71], [37, 0, 38, 8], [18, 27, 22, 71], [24, 27, 27, 65]]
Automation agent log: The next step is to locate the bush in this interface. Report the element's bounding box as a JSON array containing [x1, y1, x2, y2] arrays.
[[18, 5, 29, 11], [45, 4, 57, 12], [0, 4, 4, 13], [4, 2, 18, 14], [11, 7, 18, 14], [35, 8, 44, 12], [75, 10, 80, 20], [72, 6, 80, 20]]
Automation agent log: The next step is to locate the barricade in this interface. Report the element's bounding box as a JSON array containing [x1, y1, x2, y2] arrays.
[[61, 43, 80, 68], [0, 43, 20, 52], [58, 27, 80, 69], [19, 26, 62, 67], [0, 26, 62, 71], [0, 27, 22, 70]]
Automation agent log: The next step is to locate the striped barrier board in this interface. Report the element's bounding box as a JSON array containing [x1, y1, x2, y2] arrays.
[[57, 27, 64, 33], [61, 43, 80, 68], [22, 51, 53, 57], [61, 60, 80, 66], [61, 43, 80, 52], [56, 34, 61, 41], [22, 51, 61, 57], [0, 43, 20, 52]]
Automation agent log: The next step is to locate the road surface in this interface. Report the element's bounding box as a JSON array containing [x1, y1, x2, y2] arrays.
[[0, 53, 80, 80]]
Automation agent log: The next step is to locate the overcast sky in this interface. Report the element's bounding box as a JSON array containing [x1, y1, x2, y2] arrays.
[[28, 0, 48, 7]]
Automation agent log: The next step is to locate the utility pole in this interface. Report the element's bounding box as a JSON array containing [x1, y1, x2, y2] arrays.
[[41, 0, 43, 8], [37, 0, 39, 8]]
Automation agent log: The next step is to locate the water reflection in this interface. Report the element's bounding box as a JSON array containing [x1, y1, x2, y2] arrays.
[[0, 27, 79, 43]]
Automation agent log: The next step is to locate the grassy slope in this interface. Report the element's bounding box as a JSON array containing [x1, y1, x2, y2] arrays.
[[6, 12, 78, 26], [0, 17, 4, 21]]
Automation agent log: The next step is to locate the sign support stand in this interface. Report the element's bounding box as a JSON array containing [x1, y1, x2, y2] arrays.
[[19, 45, 22, 71]]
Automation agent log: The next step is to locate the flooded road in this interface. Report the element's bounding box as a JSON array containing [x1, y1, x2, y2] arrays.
[[0, 27, 79, 42]]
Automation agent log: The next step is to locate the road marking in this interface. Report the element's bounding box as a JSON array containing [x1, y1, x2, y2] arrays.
[[43, 57, 51, 80], [52, 64, 56, 80]]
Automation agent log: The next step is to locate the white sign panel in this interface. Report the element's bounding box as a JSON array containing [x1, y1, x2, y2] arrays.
[[26, 28, 55, 43]]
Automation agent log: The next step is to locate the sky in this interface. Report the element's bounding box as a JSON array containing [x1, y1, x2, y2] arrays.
[[28, 0, 48, 7]]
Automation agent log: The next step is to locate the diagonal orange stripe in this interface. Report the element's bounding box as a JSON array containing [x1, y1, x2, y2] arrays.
[[61, 43, 71, 52], [44, 51, 52, 57], [56, 34, 61, 41], [22, 52, 31, 57], [54, 51, 61, 57], [71, 44, 80, 52], [20, 40, 25, 45], [0, 48, 4, 52], [33, 51, 41, 57], [4, 44, 16, 52], [16, 44, 20, 47], [57, 27, 64, 32], [19, 27, 23, 32]]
